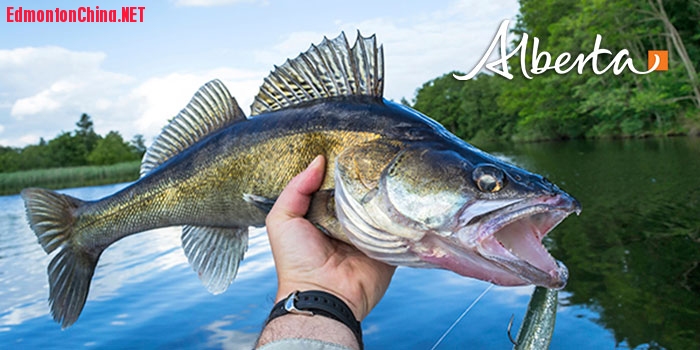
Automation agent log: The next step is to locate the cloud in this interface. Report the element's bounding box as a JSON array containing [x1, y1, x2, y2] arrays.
[[0, 46, 135, 146], [0, 46, 106, 94], [11, 80, 74, 116], [0, 47, 135, 116], [128, 68, 264, 142], [0, 46, 264, 147], [1, 0, 519, 147], [252, 0, 520, 102], [350, 2, 520, 101]]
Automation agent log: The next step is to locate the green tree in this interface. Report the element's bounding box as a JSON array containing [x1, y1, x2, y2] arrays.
[[88, 131, 139, 165], [495, 0, 699, 140], [75, 113, 101, 156], [1, 114, 149, 172], [413, 71, 466, 136], [458, 74, 517, 142], [18, 143, 53, 170], [0, 146, 21, 173], [412, 72, 516, 142], [47, 131, 87, 167]]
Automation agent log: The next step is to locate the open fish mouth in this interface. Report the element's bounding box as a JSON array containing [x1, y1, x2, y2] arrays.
[[473, 194, 580, 289], [412, 193, 580, 289]]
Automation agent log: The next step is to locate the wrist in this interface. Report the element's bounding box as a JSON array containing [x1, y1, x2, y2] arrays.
[[276, 283, 365, 321], [257, 314, 359, 349], [264, 290, 363, 349]]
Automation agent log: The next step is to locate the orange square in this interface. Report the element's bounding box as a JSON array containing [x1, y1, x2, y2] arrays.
[[648, 50, 668, 71]]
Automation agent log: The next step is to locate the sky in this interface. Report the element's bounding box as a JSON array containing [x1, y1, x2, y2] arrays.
[[0, 0, 520, 148]]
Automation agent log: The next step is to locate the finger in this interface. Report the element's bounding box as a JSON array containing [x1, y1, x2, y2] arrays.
[[267, 155, 326, 225], [291, 155, 326, 197]]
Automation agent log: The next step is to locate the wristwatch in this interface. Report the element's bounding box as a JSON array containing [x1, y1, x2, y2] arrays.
[[265, 290, 363, 349]]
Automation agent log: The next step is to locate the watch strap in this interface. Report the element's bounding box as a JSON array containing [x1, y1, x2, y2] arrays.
[[265, 290, 363, 349]]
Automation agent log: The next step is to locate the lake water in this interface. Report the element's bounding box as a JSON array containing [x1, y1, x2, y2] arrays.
[[1, 137, 698, 349]]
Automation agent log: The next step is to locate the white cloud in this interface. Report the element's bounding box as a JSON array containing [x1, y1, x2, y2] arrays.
[[252, 0, 520, 102], [1, 1, 520, 147], [11, 81, 71, 116], [253, 31, 330, 65], [345, 2, 519, 101], [127, 68, 264, 142], [0, 47, 103, 91], [0, 134, 42, 148], [0, 46, 136, 145], [0, 46, 263, 147]]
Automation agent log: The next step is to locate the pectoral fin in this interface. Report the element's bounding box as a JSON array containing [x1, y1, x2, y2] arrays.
[[181, 225, 248, 294], [243, 193, 277, 214]]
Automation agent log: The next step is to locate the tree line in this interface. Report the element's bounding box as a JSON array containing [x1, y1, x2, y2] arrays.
[[411, 0, 700, 142], [0, 113, 146, 173]]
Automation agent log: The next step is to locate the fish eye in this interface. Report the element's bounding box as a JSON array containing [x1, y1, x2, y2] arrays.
[[472, 165, 505, 193]]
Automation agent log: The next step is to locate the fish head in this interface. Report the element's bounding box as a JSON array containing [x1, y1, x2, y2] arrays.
[[334, 139, 580, 289]]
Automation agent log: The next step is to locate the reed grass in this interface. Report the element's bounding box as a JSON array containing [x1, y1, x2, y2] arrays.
[[0, 161, 140, 196]]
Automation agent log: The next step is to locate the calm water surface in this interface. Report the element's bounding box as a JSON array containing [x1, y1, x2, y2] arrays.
[[1, 137, 698, 349]]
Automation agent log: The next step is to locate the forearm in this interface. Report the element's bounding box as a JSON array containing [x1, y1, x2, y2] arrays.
[[256, 314, 359, 350]]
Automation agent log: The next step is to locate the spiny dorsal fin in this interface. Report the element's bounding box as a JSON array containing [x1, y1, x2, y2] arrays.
[[250, 31, 384, 116], [140, 79, 246, 177]]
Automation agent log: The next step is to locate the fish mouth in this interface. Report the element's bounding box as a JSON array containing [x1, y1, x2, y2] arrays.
[[474, 194, 580, 289], [414, 194, 580, 289]]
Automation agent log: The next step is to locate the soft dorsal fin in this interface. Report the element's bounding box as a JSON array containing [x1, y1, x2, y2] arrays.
[[141, 79, 246, 177], [250, 31, 384, 116]]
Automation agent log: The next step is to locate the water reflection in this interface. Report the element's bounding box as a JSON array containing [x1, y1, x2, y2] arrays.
[[482, 137, 700, 349], [203, 317, 258, 349], [0, 193, 55, 328], [1, 138, 698, 348]]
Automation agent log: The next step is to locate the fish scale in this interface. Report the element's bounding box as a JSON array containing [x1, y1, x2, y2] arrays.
[[21, 32, 580, 329]]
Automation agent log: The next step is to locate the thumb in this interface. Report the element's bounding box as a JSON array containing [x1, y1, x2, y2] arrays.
[[266, 155, 326, 227]]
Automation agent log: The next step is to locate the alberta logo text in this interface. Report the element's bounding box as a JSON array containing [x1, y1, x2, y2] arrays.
[[6, 6, 145, 23], [455, 20, 667, 81]]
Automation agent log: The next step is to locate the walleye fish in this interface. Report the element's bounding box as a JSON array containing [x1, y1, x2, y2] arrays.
[[22, 32, 580, 328]]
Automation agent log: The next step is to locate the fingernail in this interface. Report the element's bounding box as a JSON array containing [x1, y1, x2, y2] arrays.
[[308, 155, 323, 169]]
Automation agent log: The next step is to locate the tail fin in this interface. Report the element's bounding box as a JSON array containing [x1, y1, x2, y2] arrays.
[[21, 188, 99, 328]]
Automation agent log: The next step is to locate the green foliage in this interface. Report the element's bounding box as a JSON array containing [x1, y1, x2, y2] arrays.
[[88, 131, 140, 165], [19, 143, 54, 170], [49, 131, 89, 167], [412, 71, 466, 135], [412, 0, 700, 141], [412, 72, 517, 143], [513, 0, 700, 140], [0, 114, 147, 175], [0, 146, 21, 173], [75, 112, 101, 155]]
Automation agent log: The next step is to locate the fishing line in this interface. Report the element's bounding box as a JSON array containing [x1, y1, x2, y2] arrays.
[[430, 283, 494, 350]]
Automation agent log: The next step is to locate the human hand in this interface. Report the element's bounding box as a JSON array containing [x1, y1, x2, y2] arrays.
[[265, 155, 396, 321]]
